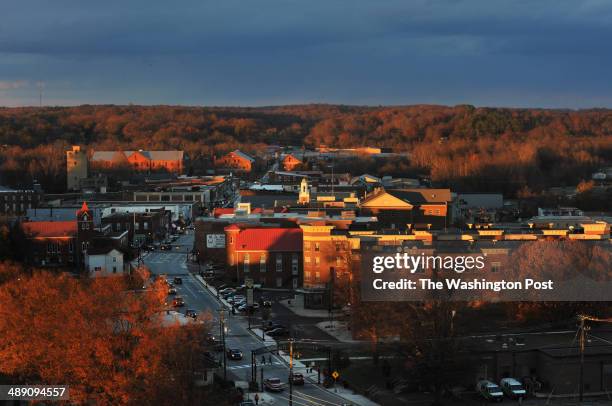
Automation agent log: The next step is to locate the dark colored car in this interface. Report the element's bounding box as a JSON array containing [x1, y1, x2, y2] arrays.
[[173, 277, 183, 285], [264, 322, 284, 332], [290, 373, 304, 385], [185, 309, 197, 319], [266, 327, 289, 337], [172, 297, 185, 307], [167, 287, 177, 295], [227, 348, 243, 360]]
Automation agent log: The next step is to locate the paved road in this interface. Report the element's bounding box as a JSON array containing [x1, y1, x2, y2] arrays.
[[142, 231, 355, 406]]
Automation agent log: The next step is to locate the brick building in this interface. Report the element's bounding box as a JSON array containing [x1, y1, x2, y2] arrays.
[[90, 150, 185, 173], [101, 209, 170, 245], [214, 150, 255, 173], [225, 225, 302, 289], [300, 223, 354, 308], [20, 202, 99, 268], [281, 153, 302, 171], [0, 186, 41, 216], [360, 188, 452, 230]]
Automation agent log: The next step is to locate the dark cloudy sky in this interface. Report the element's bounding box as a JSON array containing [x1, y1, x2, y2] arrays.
[[2, 0, 612, 108]]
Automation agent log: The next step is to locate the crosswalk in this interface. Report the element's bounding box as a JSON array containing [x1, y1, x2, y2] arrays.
[[228, 361, 284, 370]]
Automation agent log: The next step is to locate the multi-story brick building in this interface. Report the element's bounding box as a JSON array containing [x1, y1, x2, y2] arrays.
[[300, 223, 354, 308], [101, 209, 170, 245], [90, 150, 185, 173], [19, 202, 123, 269], [0, 186, 41, 216], [224, 224, 302, 289]]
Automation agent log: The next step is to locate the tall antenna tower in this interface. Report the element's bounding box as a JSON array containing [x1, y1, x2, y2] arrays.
[[36, 81, 45, 107]]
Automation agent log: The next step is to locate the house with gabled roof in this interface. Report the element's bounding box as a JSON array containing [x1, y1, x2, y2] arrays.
[[281, 153, 303, 171], [359, 188, 452, 230], [214, 150, 255, 172]]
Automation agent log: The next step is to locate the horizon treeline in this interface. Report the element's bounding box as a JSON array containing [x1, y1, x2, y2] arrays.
[[0, 104, 611, 196]]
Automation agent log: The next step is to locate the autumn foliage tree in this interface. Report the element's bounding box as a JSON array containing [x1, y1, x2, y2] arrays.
[[0, 266, 218, 405]]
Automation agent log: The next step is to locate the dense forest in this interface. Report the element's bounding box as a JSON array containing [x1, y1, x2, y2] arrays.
[[0, 104, 611, 196]]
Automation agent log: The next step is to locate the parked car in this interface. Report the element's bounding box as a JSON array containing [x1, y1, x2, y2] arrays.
[[239, 401, 255, 406], [172, 297, 185, 307], [499, 378, 526, 399], [476, 380, 504, 402], [289, 373, 304, 385], [185, 309, 197, 319], [173, 277, 183, 285], [232, 295, 246, 302], [264, 377, 284, 392], [264, 322, 284, 332], [266, 327, 289, 337], [227, 348, 243, 360], [167, 287, 177, 295], [218, 287, 235, 295]]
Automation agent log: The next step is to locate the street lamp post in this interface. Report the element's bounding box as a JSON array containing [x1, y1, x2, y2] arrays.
[[289, 339, 294, 406]]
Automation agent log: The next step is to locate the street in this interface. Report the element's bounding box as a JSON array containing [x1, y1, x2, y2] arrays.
[[141, 230, 358, 406]]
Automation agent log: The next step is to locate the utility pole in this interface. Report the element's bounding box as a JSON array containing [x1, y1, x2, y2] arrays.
[[220, 309, 227, 381], [289, 339, 294, 406], [579, 316, 586, 402]]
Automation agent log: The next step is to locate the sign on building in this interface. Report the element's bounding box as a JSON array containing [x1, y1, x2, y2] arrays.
[[206, 234, 225, 248]]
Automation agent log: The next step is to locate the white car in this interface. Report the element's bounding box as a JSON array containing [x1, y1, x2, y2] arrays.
[[500, 377, 526, 399], [476, 380, 504, 402]]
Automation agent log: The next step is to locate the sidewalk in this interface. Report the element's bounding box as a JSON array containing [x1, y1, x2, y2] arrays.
[[278, 294, 329, 318], [276, 350, 379, 406], [316, 320, 362, 343]]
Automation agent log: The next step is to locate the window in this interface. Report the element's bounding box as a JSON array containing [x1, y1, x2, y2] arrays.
[[305, 256, 311, 263], [315, 243, 320, 252], [291, 254, 299, 275], [260, 255, 266, 273], [144, 222, 149, 230], [315, 257, 320, 265], [135, 222, 140, 231], [276, 277, 283, 288], [304, 242, 311, 250], [491, 262, 502, 273], [304, 271, 311, 279], [113, 257, 117, 262], [276, 255, 283, 272], [243, 254, 250, 273], [292, 278, 298, 289], [315, 272, 320, 282], [68, 240, 74, 253]]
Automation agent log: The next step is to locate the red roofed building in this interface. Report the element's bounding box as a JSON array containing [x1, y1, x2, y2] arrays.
[[20, 202, 94, 268], [19, 201, 128, 271], [225, 225, 303, 289]]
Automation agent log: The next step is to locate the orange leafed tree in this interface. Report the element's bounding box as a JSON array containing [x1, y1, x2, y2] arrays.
[[0, 266, 213, 405]]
